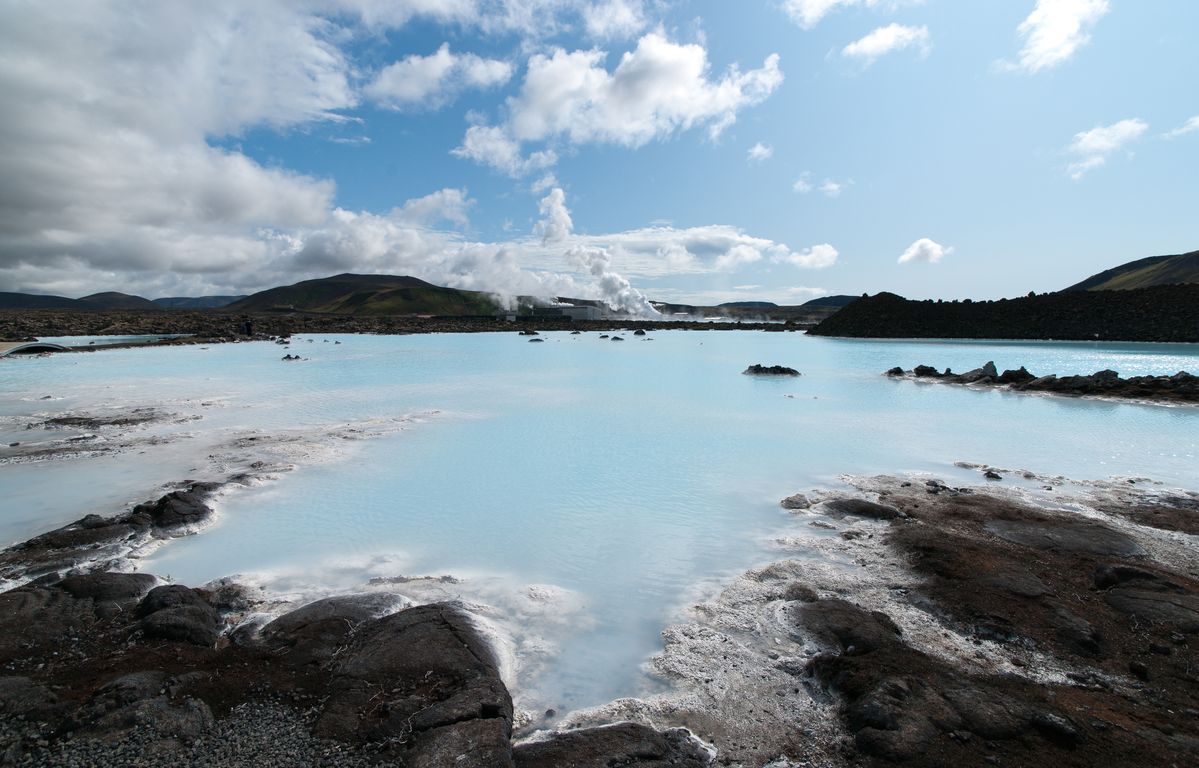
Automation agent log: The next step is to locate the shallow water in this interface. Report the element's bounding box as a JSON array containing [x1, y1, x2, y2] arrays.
[[2, 331, 1197, 711]]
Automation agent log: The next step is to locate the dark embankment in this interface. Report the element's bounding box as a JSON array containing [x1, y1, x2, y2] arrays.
[[809, 284, 1199, 342]]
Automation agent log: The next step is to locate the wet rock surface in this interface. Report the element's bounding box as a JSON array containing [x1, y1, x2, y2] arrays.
[[887, 361, 1199, 404], [2, 470, 1195, 766], [0, 563, 702, 767], [514, 722, 712, 767], [791, 481, 1199, 767], [0, 481, 227, 582]]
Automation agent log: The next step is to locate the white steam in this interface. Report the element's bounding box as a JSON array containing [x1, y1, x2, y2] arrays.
[[571, 245, 660, 317], [535, 187, 659, 317]]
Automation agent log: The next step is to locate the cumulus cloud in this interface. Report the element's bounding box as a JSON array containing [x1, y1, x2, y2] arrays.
[[773, 243, 839, 268], [1005, 0, 1110, 73], [897, 237, 952, 264], [451, 125, 558, 177], [1163, 116, 1199, 139], [365, 43, 511, 110], [0, 0, 805, 309], [781, 0, 920, 29], [842, 24, 931, 64], [1065, 118, 1148, 179], [457, 32, 783, 175], [392, 188, 473, 228], [793, 175, 813, 193], [510, 33, 783, 145], [747, 142, 774, 163], [582, 0, 647, 39], [0, 1, 352, 297]]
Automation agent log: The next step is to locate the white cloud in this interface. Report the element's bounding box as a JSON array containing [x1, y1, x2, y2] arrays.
[[842, 24, 930, 64], [747, 142, 774, 163], [1065, 118, 1148, 179], [530, 173, 559, 194], [819, 179, 845, 198], [897, 237, 952, 264], [1164, 116, 1199, 139], [365, 43, 511, 110], [582, 0, 647, 39], [507, 33, 783, 147], [456, 32, 783, 175], [393, 188, 473, 228], [793, 175, 813, 193], [775, 243, 839, 268], [521, 224, 838, 278], [451, 125, 558, 177], [781, 0, 908, 29], [0, 0, 806, 308], [1005, 0, 1110, 73]]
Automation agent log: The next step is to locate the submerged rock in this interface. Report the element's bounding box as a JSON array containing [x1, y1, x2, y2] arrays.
[[780, 493, 810, 510]]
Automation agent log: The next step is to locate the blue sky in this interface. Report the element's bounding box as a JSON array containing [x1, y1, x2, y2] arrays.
[[1, 1, 1195, 310]]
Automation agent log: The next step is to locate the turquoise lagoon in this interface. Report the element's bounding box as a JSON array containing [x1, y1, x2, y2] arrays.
[[2, 331, 1197, 711]]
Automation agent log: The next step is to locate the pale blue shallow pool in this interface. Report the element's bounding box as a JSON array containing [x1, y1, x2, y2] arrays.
[[2, 331, 1197, 710]]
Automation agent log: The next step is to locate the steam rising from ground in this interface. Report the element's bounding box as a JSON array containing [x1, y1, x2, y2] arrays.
[[537, 188, 659, 317]]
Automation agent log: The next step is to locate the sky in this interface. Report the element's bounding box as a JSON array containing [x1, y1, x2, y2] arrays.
[[0, 0, 1196, 311]]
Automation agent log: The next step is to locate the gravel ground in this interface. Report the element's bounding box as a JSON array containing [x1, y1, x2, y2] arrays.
[[1, 701, 386, 768]]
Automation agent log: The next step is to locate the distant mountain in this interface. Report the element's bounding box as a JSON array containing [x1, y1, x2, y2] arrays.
[[0, 291, 161, 310], [0, 291, 82, 309], [800, 294, 859, 309], [718, 301, 778, 309], [77, 292, 161, 310], [1066, 249, 1199, 291], [226, 273, 502, 316], [153, 296, 246, 309], [809, 284, 1199, 342]]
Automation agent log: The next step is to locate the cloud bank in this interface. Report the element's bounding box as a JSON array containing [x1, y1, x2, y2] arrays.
[[0, 0, 819, 310]]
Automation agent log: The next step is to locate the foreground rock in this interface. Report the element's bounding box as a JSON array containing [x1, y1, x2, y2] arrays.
[[0, 481, 228, 583], [0, 570, 712, 767], [887, 361, 1199, 404], [4, 472, 1195, 767], [789, 478, 1199, 767]]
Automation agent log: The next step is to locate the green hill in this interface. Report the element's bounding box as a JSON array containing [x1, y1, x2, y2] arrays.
[[225, 274, 502, 316], [0, 291, 82, 309], [1066, 249, 1199, 291], [153, 296, 246, 309], [77, 292, 161, 310]]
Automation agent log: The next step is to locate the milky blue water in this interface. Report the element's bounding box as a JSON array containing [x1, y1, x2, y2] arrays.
[[2, 332, 1197, 710], [36, 334, 190, 347]]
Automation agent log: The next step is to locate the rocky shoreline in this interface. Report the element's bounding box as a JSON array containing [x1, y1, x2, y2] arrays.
[[2, 468, 1195, 767], [886, 361, 1199, 404], [0, 309, 807, 345]]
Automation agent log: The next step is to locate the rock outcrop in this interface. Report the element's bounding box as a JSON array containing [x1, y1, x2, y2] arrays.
[[887, 361, 1199, 403]]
